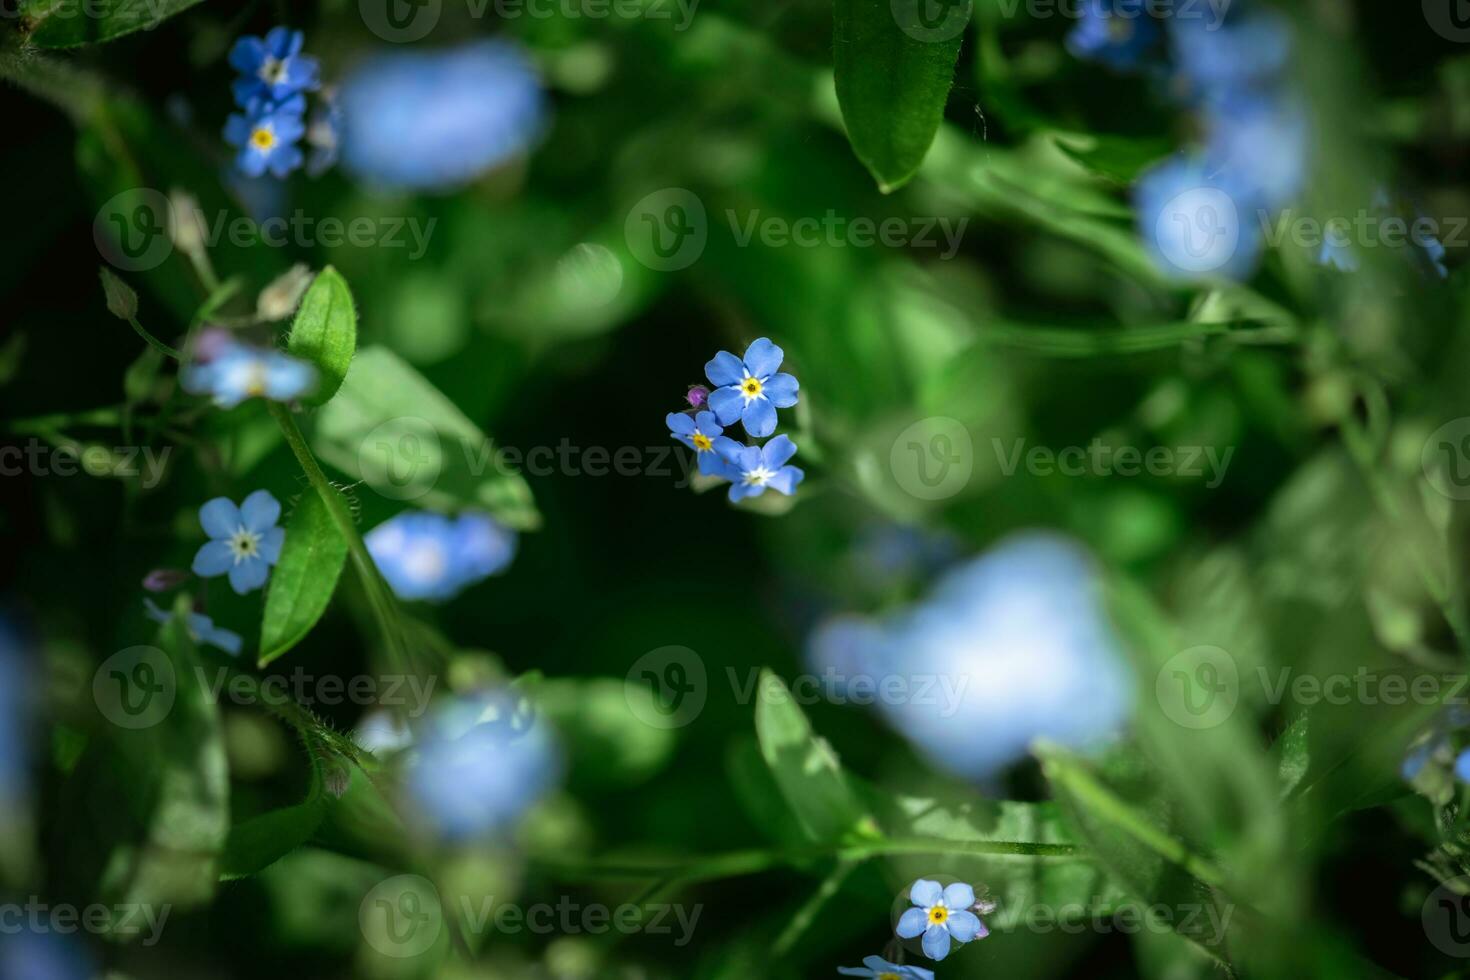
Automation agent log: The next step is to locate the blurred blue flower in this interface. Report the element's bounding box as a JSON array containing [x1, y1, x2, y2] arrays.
[[1135, 155, 1262, 281], [1168, 7, 1293, 96], [0, 928, 94, 980], [705, 338, 800, 439], [144, 599, 243, 656], [837, 956, 934, 979], [338, 41, 547, 192], [874, 533, 1135, 780], [805, 614, 888, 698], [1455, 748, 1470, 784], [224, 95, 307, 179], [1318, 237, 1359, 273], [366, 511, 518, 603], [181, 336, 317, 407], [229, 27, 320, 107], [1066, 0, 1160, 72], [1199, 91, 1308, 212], [405, 690, 560, 839], [895, 879, 987, 961], [0, 617, 30, 812], [191, 490, 284, 595], [667, 410, 742, 478], [727, 434, 804, 503], [355, 708, 415, 756]]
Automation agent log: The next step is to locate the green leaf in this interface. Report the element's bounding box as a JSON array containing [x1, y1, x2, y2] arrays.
[[287, 267, 357, 407], [21, 0, 204, 48], [311, 345, 540, 530], [833, 0, 967, 191], [259, 490, 351, 667], [220, 767, 327, 880], [753, 670, 879, 844], [98, 266, 137, 319]]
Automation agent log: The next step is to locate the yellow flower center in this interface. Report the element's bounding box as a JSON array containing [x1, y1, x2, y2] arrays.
[[250, 126, 277, 151], [691, 433, 714, 452], [928, 905, 949, 926], [740, 376, 763, 398], [244, 361, 269, 397], [879, 974, 901, 980]]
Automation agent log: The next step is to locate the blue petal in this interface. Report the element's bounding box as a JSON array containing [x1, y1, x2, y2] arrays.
[[235, 148, 269, 180], [667, 412, 696, 436], [742, 337, 783, 378], [762, 433, 797, 468], [223, 113, 252, 147], [263, 353, 316, 399], [228, 36, 265, 73], [228, 556, 270, 595], [946, 909, 984, 942], [258, 526, 286, 565], [1456, 748, 1470, 784], [896, 907, 928, 939], [902, 967, 936, 980], [697, 451, 730, 477], [712, 435, 743, 462], [835, 969, 873, 978], [199, 498, 241, 538], [704, 350, 745, 387], [240, 489, 281, 532], [942, 882, 975, 910], [203, 624, 244, 657], [693, 410, 722, 436], [921, 923, 951, 961], [267, 144, 305, 179], [910, 879, 943, 907], [762, 372, 799, 407], [863, 957, 898, 972], [736, 445, 763, 473], [740, 396, 776, 438], [767, 465, 803, 495], [264, 26, 293, 57], [708, 386, 744, 425], [192, 540, 234, 577], [728, 481, 758, 503]]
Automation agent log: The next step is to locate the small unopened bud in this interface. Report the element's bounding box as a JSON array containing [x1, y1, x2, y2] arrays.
[[168, 189, 207, 255], [142, 568, 191, 592], [257, 264, 315, 322], [99, 267, 139, 320], [686, 385, 709, 409]]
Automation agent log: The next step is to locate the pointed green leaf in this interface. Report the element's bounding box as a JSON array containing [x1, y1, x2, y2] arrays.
[[259, 490, 350, 667], [833, 0, 968, 191], [287, 266, 357, 407], [220, 764, 327, 880], [753, 669, 878, 844], [22, 0, 205, 48]]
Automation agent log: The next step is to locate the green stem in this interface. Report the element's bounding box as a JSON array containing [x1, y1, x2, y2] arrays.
[[267, 402, 411, 670], [772, 859, 858, 957], [127, 316, 182, 360]]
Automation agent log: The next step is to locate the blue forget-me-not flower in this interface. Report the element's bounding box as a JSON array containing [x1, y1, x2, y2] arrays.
[[181, 335, 317, 408], [144, 599, 243, 656], [1134, 154, 1263, 281], [667, 410, 742, 478], [896, 879, 988, 961], [404, 690, 560, 840], [1066, 0, 1162, 72], [727, 434, 804, 503], [837, 955, 935, 979], [229, 27, 320, 106], [338, 41, 546, 192], [191, 490, 285, 596], [366, 511, 518, 603], [224, 95, 308, 179], [705, 338, 800, 439]]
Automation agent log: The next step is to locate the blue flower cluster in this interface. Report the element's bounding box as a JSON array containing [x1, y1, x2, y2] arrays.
[[1402, 707, 1470, 804], [666, 338, 805, 504], [180, 330, 317, 408], [1066, 0, 1162, 72], [365, 510, 518, 603], [338, 41, 546, 192], [807, 533, 1135, 779], [223, 27, 327, 178]]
